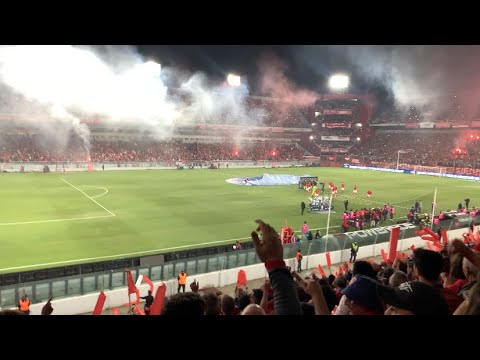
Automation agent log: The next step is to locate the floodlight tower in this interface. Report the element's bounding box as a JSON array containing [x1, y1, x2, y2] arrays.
[[227, 73, 241, 87], [328, 74, 349, 93], [143, 61, 161, 77]]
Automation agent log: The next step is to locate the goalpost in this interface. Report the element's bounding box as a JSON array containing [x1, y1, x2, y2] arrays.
[[413, 165, 446, 177]]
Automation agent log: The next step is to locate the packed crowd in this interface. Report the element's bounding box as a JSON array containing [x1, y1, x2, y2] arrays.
[[350, 132, 458, 166], [372, 101, 467, 124], [125, 220, 480, 315], [4, 217, 479, 316], [159, 220, 479, 315], [245, 97, 311, 128], [0, 135, 305, 163]]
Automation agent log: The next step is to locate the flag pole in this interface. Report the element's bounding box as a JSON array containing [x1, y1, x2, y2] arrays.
[[325, 192, 333, 253], [430, 187, 438, 230]]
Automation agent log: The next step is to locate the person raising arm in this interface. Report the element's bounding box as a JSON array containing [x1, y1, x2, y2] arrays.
[[251, 219, 302, 315]]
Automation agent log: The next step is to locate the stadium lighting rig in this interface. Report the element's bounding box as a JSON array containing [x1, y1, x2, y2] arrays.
[[227, 74, 241, 87], [328, 74, 349, 91], [143, 61, 161, 77]]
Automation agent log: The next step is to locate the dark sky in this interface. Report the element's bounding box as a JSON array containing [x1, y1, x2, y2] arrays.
[[135, 45, 390, 100]]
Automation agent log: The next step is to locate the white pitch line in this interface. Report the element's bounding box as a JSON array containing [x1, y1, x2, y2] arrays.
[[0, 214, 114, 226], [60, 178, 115, 216], [0, 225, 341, 272], [86, 186, 109, 199]]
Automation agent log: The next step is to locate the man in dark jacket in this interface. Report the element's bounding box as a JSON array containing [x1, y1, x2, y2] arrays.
[[140, 290, 154, 315], [301, 201, 306, 215]]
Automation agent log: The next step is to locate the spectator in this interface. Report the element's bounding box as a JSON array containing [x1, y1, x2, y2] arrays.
[[388, 270, 408, 288], [379, 281, 450, 315], [241, 304, 266, 315], [163, 292, 205, 316], [251, 219, 302, 315], [140, 290, 154, 315]]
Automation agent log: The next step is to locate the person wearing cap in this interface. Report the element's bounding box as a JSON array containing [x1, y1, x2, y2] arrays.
[[340, 275, 384, 315], [177, 270, 187, 293], [377, 280, 450, 315], [18, 294, 30, 315]]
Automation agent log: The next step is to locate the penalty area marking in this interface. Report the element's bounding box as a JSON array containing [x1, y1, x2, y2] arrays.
[[0, 225, 340, 272], [60, 178, 115, 216]]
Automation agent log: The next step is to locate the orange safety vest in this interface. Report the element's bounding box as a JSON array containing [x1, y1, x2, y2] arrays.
[[178, 273, 187, 285], [19, 298, 30, 312]]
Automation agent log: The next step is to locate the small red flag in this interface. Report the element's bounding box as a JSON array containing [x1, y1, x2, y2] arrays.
[[126, 269, 137, 295], [317, 264, 326, 278], [381, 249, 388, 262], [441, 228, 448, 244], [142, 275, 154, 293], [92, 290, 106, 315], [326, 252, 332, 268], [237, 270, 247, 287], [149, 283, 166, 316]]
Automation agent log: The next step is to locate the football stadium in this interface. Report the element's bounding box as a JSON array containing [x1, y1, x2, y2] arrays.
[[1, 45, 480, 315]]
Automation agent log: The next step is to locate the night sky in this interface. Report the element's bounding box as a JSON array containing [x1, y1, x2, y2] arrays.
[[134, 45, 480, 116], [135, 45, 391, 102]]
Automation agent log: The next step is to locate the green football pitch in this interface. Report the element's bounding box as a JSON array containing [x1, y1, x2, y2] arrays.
[[0, 167, 478, 273]]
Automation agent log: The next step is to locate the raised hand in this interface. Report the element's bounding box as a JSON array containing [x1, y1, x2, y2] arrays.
[[41, 297, 54, 315], [251, 220, 283, 263]]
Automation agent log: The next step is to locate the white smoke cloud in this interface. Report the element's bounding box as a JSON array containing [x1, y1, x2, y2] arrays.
[[0, 45, 180, 151], [0, 45, 323, 159]]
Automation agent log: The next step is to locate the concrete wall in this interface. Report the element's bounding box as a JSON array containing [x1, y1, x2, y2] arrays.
[[3, 161, 306, 173], [27, 227, 467, 315]]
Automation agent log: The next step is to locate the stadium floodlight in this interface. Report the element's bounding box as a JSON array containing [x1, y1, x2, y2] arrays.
[[328, 74, 349, 91], [227, 74, 241, 87], [143, 61, 161, 77], [356, 137, 361, 141]]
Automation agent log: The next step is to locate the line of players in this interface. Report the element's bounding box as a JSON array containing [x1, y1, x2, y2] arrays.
[[304, 180, 372, 199]]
